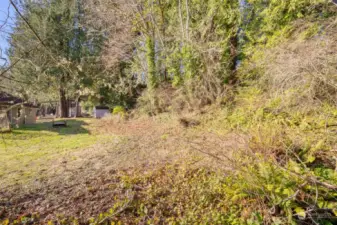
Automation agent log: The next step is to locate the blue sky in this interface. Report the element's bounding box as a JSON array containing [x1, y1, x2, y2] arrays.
[[0, 0, 15, 64]]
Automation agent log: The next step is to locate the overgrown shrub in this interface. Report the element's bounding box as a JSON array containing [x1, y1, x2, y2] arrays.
[[112, 106, 126, 116], [201, 83, 337, 224], [241, 18, 337, 108], [136, 84, 176, 115]]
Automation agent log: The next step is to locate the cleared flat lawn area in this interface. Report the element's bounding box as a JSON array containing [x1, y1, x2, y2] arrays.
[[0, 119, 106, 187]]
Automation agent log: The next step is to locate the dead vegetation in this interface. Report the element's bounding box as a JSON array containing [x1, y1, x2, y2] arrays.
[[0, 115, 245, 224], [255, 18, 337, 108], [1, 106, 337, 224]]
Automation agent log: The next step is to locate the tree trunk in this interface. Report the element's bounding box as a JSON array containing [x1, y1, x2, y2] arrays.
[[75, 95, 80, 118], [159, 0, 168, 81], [59, 88, 68, 118], [146, 35, 157, 91], [59, 76, 68, 118], [229, 35, 238, 84]]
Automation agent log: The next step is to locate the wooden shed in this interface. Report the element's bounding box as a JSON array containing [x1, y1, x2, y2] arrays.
[[0, 92, 38, 128]]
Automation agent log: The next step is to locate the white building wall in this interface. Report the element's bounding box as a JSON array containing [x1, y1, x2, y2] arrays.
[[23, 107, 38, 124], [94, 109, 110, 118]]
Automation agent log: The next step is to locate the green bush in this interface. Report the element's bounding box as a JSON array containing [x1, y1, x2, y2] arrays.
[[112, 106, 126, 116]]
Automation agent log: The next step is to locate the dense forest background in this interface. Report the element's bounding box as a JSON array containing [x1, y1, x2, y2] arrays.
[[1, 0, 335, 116]]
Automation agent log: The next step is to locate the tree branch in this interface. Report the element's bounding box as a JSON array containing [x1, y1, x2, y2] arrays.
[[0, 42, 42, 79], [9, 0, 47, 48]]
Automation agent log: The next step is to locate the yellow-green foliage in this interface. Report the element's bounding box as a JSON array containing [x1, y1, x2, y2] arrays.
[[113, 106, 126, 116], [299, 22, 320, 39], [203, 84, 337, 223], [265, 25, 295, 48]]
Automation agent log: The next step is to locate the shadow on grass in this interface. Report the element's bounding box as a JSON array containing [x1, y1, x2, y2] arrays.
[[13, 119, 90, 136]]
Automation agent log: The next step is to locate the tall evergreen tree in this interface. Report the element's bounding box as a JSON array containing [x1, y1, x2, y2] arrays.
[[9, 0, 104, 117]]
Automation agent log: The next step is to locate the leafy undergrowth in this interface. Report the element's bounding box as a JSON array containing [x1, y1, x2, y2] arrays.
[[2, 162, 336, 225], [199, 86, 337, 224], [0, 164, 296, 225]]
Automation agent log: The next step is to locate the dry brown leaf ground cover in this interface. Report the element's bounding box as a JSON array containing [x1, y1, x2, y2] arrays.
[[0, 115, 242, 224]]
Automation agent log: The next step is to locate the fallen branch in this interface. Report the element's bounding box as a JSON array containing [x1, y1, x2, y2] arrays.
[[98, 190, 135, 224], [307, 176, 337, 191]]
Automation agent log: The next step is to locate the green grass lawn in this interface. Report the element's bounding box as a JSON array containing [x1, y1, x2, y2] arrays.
[[0, 118, 107, 187]]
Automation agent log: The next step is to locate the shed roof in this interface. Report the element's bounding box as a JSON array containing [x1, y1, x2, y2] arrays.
[[0, 92, 38, 108], [0, 91, 23, 105], [94, 106, 110, 110]]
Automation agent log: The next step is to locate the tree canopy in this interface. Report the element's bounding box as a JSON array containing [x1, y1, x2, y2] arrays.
[[1, 0, 335, 116]]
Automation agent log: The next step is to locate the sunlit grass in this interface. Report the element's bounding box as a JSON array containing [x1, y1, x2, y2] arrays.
[[0, 118, 108, 186]]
